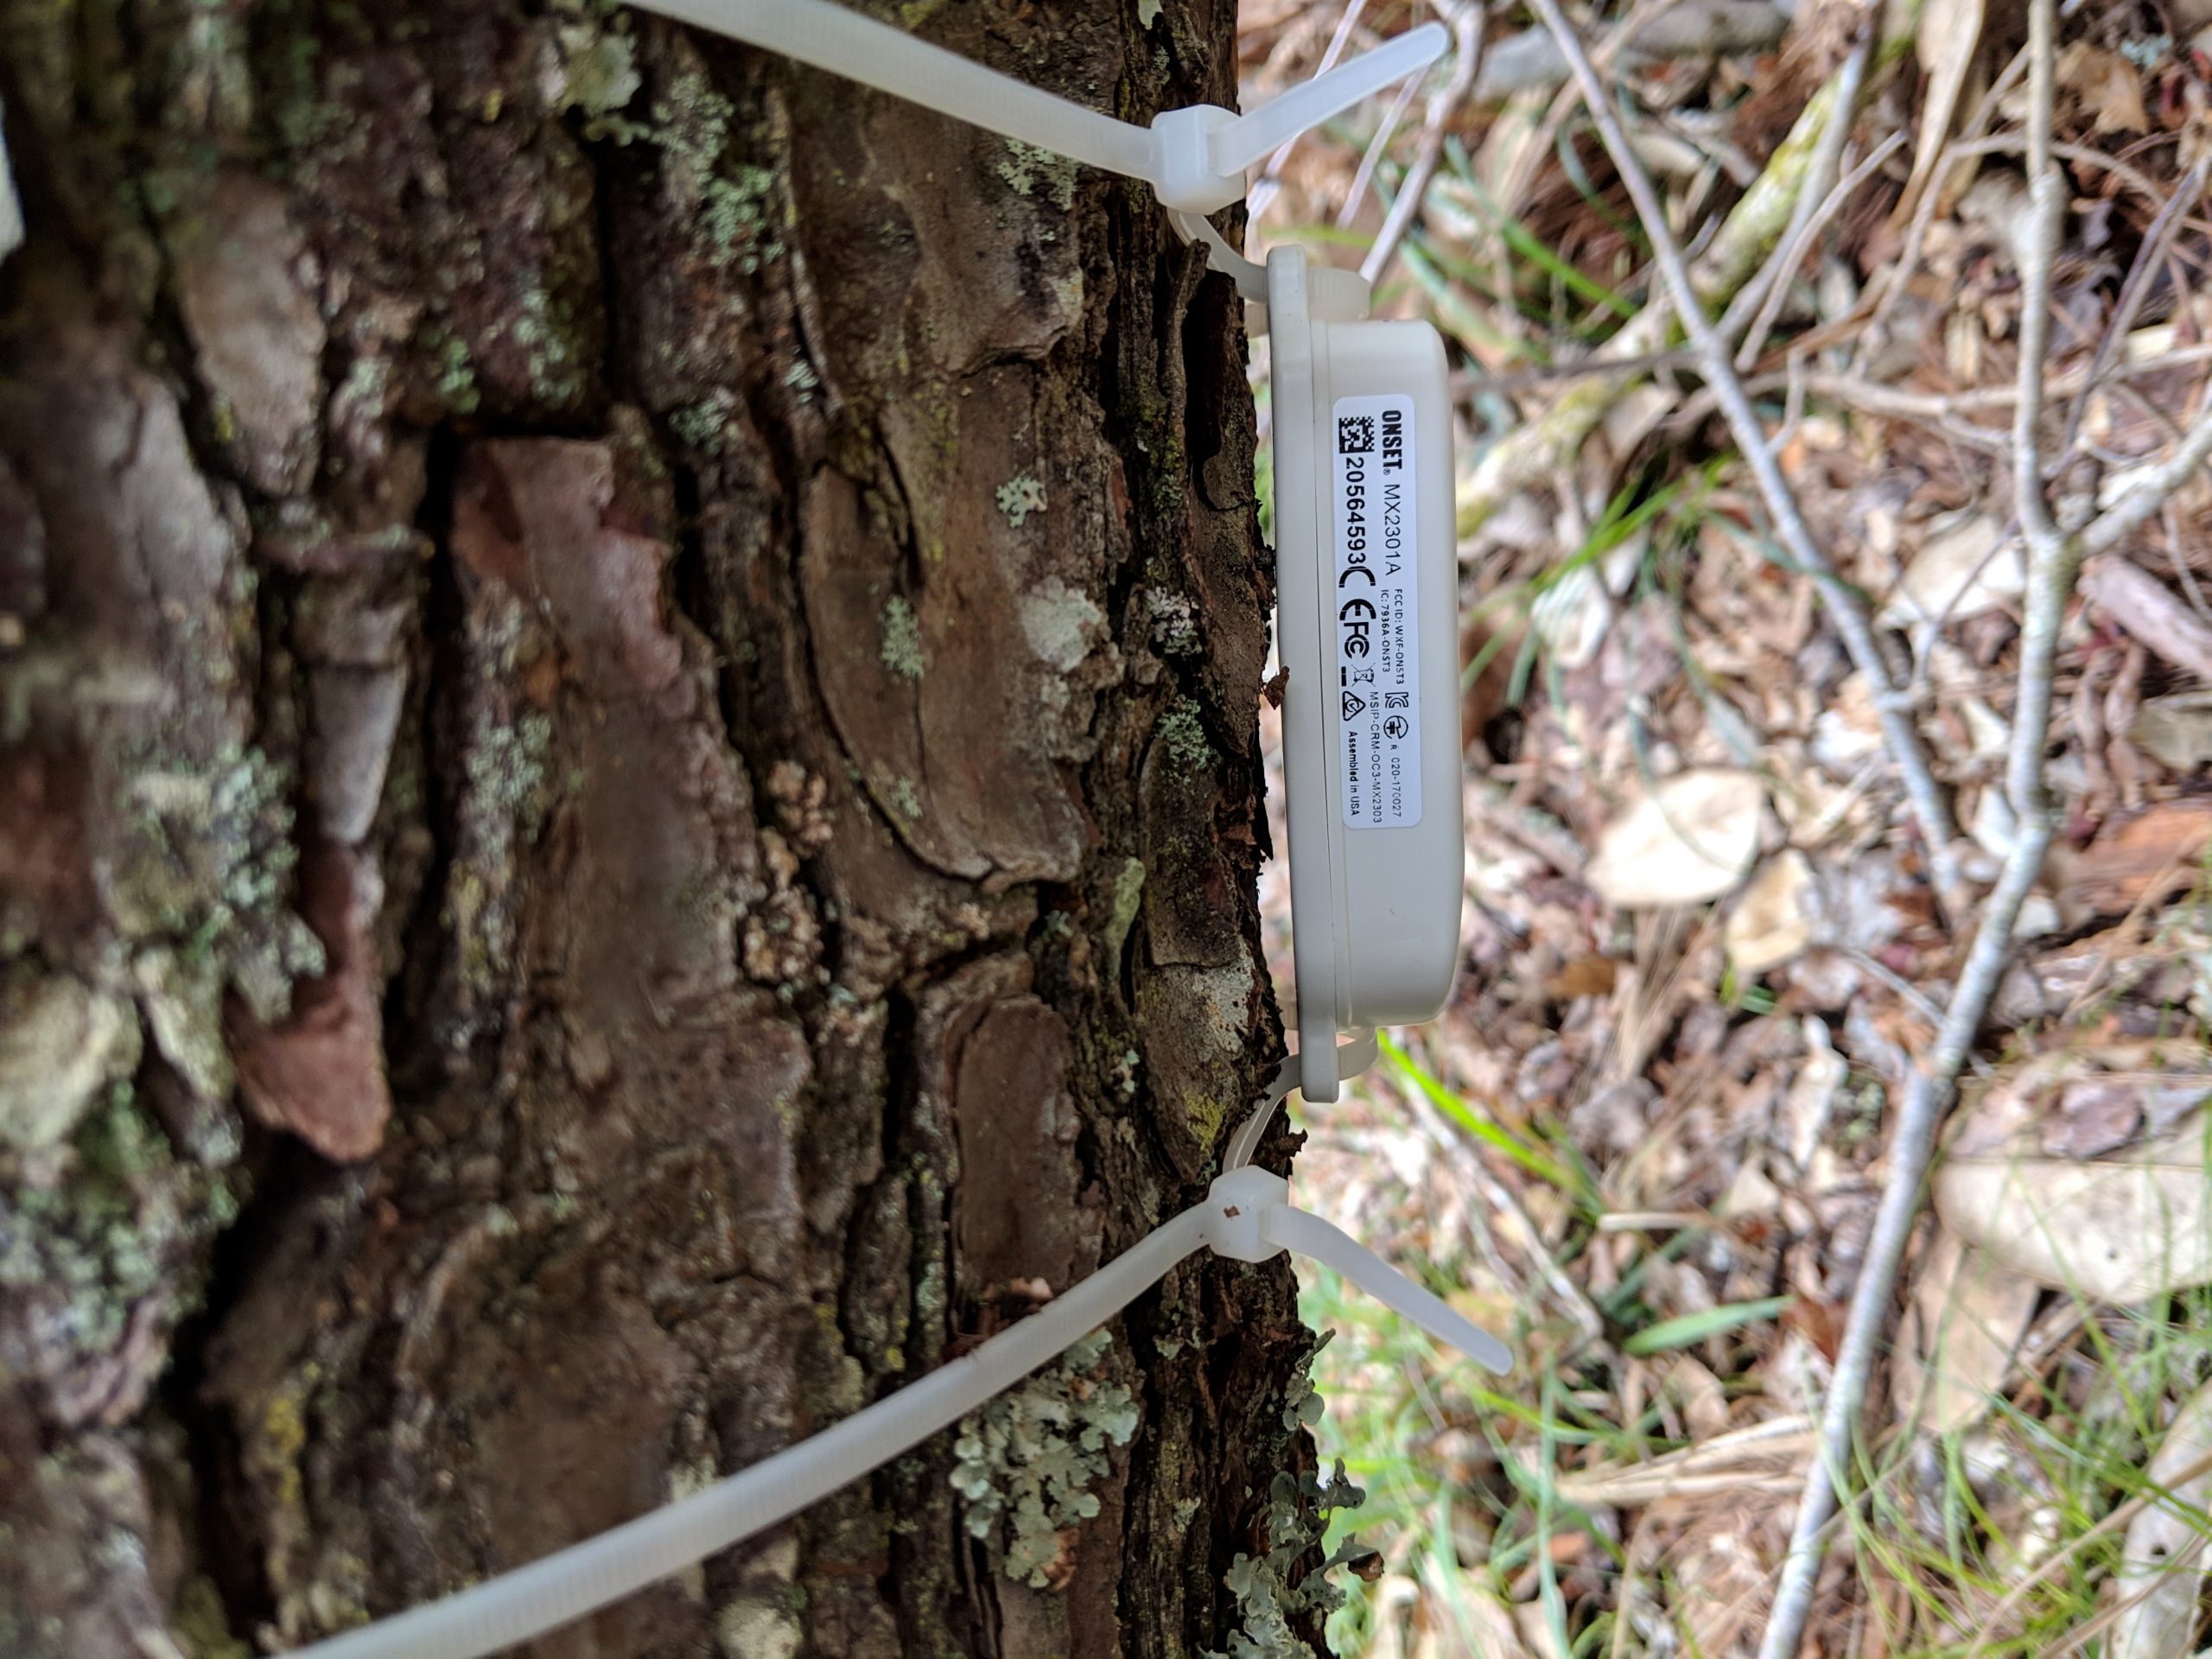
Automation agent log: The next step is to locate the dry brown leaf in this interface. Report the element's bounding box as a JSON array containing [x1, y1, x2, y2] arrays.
[[1877, 515, 2022, 628], [1726, 851, 1816, 974], [1895, 0, 1986, 224], [2057, 41, 2150, 137], [1545, 955, 1621, 1000], [2082, 556, 2212, 683], [1585, 769, 1764, 910], [2132, 691, 2212, 774], [231, 839, 391, 1162], [1556, 1414, 1813, 1507], [2110, 1376, 2212, 1659], [1663, 1484, 1802, 1658], [1667, 1355, 1734, 1441], [1891, 1226, 2039, 1434], [1946, 1043, 2212, 1155], [2052, 800, 2212, 917], [1781, 1017, 1847, 1173], [1936, 1135, 2212, 1301], [1510, 1604, 1569, 1659]]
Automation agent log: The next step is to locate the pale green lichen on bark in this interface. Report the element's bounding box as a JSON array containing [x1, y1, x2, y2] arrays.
[[550, 0, 645, 138], [670, 396, 729, 450], [1279, 1333, 1327, 1432], [448, 705, 556, 1012], [880, 595, 925, 680], [950, 1331, 1140, 1586], [1104, 856, 1145, 982], [105, 742, 325, 1069], [504, 278, 587, 404], [995, 474, 1047, 528], [995, 140, 1077, 209], [649, 69, 785, 272], [1211, 1465, 1367, 1659], [1156, 700, 1210, 772], [429, 331, 481, 416], [1207, 1333, 1371, 1657], [0, 1088, 239, 1375], [1146, 586, 1200, 657]]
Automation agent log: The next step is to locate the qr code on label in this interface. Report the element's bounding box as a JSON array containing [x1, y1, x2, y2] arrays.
[[1337, 416, 1375, 454]]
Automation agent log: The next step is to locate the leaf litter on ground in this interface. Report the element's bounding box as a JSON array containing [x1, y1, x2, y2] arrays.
[[1238, 0, 2212, 1652]]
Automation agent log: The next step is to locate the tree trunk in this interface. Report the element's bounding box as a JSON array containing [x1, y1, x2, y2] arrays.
[[0, 3, 1325, 1656]]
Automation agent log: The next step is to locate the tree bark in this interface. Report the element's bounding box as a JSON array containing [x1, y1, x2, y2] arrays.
[[0, 3, 1322, 1656]]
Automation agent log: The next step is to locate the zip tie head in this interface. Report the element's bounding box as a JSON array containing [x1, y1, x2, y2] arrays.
[[1150, 105, 1243, 214], [1205, 1166, 1292, 1262]]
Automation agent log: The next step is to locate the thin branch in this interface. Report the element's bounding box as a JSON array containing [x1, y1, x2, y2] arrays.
[[1338, 71, 1421, 227], [1655, 345, 2212, 460], [1732, 130, 1908, 372], [1718, 25, 1878, 363], [1757, 3, 2084, 1652], [1361, 0, 1486, 286], [2057, 151, 2212, 456], [1522, 0, 1970, 915], [2082, 404, 2212, 555], [2005, 0, 2070, 810], [1471, 0, 1787, 100], [1456, 36, 1908, 534], [1756, 819, 2055, 1659], [1248, 0, 1372, 225]]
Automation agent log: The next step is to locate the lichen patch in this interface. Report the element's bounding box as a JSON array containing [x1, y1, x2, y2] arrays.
[[950, 1331, 1139, 1588]]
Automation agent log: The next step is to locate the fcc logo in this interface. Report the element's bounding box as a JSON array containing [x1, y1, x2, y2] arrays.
[[1337, 416, 1376, 454]]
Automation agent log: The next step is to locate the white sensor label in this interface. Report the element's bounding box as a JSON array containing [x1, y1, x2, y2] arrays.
[[1330, 393, 1422, 830]]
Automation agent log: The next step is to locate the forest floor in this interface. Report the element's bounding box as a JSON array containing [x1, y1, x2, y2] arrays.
[[1236, 1, 2212, 1655]]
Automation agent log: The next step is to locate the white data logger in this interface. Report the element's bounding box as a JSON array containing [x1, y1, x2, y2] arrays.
[[1265, 249, 1464, 1101], [637, 0, 1470, 1099], [285, 9, 1495, 1656]]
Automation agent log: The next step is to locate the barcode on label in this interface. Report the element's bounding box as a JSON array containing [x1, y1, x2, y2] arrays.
[[1330, 394, 1422, 830]]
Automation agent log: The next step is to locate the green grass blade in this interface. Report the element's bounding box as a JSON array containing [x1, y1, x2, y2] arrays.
[[1624, 1295, 1791, 1356], [1377, 1032, 1591, 1200]]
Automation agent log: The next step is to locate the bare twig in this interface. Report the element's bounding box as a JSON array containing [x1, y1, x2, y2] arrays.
[[1338, 71, 1421, 227], [1362, 0, 1487, 286], [1471, 0, 1788, 100], [1756, 807, 2055, 1659], [1755, 4, 2088, 1652], [2057, 151, 2212, 456], [1732, 130, 1908, 372], [2004, 0, 2071, 815], [1718, 25, 1878, 363], [1457, 34, 1916, 537], [1248, 0, 1372, 224], [1656, 343, 2212, 452], [1522, 0, 1969, 915], [2082, 404, 2212, 554]]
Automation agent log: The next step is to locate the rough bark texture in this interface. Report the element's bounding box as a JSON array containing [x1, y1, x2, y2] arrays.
[[0, 3, 1321, 1656]]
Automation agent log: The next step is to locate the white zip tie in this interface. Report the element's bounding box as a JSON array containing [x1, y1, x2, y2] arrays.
[[276, 16, 1493, 1656], [1224, 1029, 1380, 1172], [623, 0, 1442, 230], [290, 1157, 1506, 1659]]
